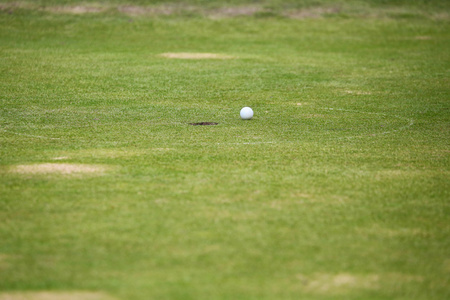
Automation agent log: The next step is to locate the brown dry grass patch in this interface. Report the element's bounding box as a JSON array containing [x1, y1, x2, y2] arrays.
[[159, 52, 235, 59], [10, 163, 108, 176], [0, 292, 115, 300], [118, 5, 176, 16], [46, 6, 106, 14]]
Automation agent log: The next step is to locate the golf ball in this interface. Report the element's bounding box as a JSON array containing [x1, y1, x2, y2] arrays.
[[240, 107, 253, 120]]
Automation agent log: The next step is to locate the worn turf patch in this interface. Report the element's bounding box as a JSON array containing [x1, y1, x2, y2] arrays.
[[46, 6, 106, 14], [297, 273, 380, 294], [9, 164, 108, 176]]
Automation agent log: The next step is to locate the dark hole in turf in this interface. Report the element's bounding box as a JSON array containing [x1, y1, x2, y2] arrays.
[[189, 122, 218, 126]]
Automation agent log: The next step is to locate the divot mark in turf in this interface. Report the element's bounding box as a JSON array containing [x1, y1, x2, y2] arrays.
[[0, 291, 116, 300], [160, 53, 234, 59], [189, 122, 218, 126], [10, 164, 108, 176]]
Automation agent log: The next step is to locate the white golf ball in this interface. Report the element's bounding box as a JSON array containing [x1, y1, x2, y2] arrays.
[[240, 107, 253, 120]]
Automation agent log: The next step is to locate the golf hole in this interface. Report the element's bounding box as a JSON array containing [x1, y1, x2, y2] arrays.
[[189, 122, 218, 126]]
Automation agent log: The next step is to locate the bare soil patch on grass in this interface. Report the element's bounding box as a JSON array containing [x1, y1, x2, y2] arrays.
[[47, 6, 106, 14], [0, 292, 116, 300], [118, 5, 177, 16], [10, 163, 108, 176]]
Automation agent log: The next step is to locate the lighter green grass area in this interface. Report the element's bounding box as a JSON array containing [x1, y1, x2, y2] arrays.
[[0, 1, 449, 300]]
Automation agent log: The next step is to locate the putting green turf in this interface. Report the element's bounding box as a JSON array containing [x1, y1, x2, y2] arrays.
[[0, 1, 449, 299]]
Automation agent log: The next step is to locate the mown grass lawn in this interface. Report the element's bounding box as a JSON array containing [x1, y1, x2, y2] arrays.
[[0, 1, 449, 299]]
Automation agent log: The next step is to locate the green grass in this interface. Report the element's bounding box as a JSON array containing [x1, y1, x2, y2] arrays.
[[0, 1, 449, 300]]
